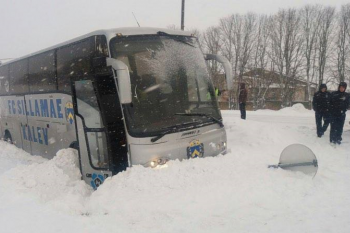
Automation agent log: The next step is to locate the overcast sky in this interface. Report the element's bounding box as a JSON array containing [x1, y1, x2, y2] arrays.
[[0, 0, 348, 60]]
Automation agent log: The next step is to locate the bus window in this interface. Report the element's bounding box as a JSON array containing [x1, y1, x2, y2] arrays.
[[29, 51, 56, 92], [0, 65, 9, 95], [95, 35, 109, 57], [9, 60, 29, 94], [87, 131, 109, 168], [95, 76, 123, 125], [74, 80, 104, 128], [57, 38, 93, 93], [187, 71, 199, 102]]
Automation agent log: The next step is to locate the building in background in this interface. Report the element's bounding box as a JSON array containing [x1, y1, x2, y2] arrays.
[[213, 69, 317, 110]]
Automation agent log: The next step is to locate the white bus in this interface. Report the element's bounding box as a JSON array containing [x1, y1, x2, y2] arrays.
[[0, 28, 233, 189]]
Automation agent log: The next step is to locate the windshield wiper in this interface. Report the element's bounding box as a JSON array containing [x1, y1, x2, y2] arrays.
[[151, 121, 201, 143], [175, 113, 224, 128], [157, 31, 196, 48]]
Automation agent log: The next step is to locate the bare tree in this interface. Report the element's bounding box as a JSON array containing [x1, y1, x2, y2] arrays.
[[300, 5, 322, 108], [219, 15, 235, 64], [219, 14, 240, 109], [269, 8, 304, 107], [219, 13, 257, 108], [250, 15, 273, 109], [316, 6, 336, 85], [335, 4, 350, 83], [236, 13, 257, 108], [202, 26, 224, 88], [198, 4, 350, 110], [238, 13, 257, 78]]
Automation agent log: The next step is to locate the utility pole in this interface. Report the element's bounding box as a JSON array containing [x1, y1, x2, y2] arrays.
[[181, 0, 185, 30]]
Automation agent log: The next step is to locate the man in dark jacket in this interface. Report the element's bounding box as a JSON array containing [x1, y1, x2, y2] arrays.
[[239, 83, 248, 120], [329, 82, 350, 144], [312, 84, 331, 137]]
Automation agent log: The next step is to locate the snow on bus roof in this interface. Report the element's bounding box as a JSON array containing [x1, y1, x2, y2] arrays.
[[0, 27, 193, 66]]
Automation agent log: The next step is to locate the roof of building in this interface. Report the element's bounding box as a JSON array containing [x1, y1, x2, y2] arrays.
[[243, 68, 317, 86]]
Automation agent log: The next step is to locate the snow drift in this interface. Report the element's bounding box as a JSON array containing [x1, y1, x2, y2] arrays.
[[0, 109, 350, 233]]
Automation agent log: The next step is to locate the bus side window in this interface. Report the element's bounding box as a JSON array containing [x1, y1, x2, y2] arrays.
[[75, 80, 103, 128], [57, 38, 94, 93], [94, 35, 110, 74], [0, 65, 9, 95], [95, 35, 109, 57], [29, 51, 56, 93], [9, 60, 29, 94]]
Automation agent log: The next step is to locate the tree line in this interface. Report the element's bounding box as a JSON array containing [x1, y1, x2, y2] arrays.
[[196, 4, 350, 108]]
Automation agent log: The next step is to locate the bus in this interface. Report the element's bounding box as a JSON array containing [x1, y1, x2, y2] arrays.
[[0, 27, 233, 189]]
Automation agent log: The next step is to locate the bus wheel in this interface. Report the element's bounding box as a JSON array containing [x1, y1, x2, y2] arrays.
[[4, 131, 13, 144]]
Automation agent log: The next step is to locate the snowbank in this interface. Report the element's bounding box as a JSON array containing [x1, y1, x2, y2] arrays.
[[0, 141, 46, 174], [254, 103, 313, 116], [0, 147, 91, 214], [0, 111, 350, 233], [279, 103, 311, 114]]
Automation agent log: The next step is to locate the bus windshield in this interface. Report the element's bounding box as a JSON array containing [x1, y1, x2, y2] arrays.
[[110, 35, 221, 136]]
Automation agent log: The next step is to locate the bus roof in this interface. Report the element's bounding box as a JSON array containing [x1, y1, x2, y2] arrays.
[[1, 27, 193, 66]]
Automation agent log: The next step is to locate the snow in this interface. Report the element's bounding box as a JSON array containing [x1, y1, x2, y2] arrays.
[[1, 106, 350, 233], [256, 103, 312, 115]]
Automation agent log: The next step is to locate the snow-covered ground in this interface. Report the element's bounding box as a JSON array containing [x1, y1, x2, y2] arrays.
[[1, 105, 350, 233]]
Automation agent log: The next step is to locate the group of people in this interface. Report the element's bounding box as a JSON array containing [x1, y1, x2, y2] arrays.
[[234, 81, 349, 145], [313, 82, 350, 145]]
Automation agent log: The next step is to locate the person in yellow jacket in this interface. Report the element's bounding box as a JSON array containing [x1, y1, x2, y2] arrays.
[[207, 88, 219, 100]]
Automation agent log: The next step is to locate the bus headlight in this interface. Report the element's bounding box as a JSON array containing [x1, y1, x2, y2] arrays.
[[216, 141, 226, 151], [221, 141, 227, 154], [146, 158, 169, 168]]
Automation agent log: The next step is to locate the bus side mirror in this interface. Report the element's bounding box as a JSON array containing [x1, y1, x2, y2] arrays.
[[205, 54, 233, 91], [106, 58, 132, 104]]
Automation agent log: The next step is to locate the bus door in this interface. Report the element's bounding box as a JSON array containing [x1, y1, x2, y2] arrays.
[[94, 75, 128, 174], [72, 79, 112, 189]]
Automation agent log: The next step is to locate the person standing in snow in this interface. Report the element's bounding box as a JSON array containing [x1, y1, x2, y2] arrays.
[[329, 82, 350, 144], [312, 84, 331, 137], [239, 83, 248, 120]]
